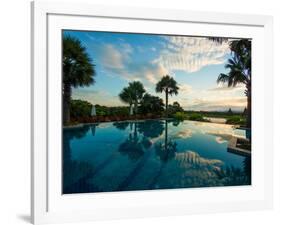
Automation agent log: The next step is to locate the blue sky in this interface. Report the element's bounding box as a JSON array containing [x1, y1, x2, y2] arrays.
[[63, 30, 247, 111]]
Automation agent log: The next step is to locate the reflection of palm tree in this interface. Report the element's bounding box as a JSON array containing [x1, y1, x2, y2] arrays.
[[155, 141, 177, 162], [214, 157, 251, 186], [118, 122, 144, 160], [113, 121, 130, 130], [155, 121, 177, 162], [63, 126, 98, 193], [150, 120, 178, 188], [137, 120, 165, 138], [243, 156, 251, 182], [171, 119, 181, 127], [118, 121, 165, 161], [68, 125, 90, 139]]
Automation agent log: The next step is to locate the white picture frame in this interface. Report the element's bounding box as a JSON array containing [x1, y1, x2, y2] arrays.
[[31, 1, 274, 224]]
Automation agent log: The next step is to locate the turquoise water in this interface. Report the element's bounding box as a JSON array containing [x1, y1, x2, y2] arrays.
[[63, 120, 251, 194]]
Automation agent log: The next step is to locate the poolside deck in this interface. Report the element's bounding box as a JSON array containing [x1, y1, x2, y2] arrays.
[[227, 136, 251, 157]]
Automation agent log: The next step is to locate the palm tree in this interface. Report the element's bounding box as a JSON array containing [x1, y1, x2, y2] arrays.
[[217, 39, 251, 127], [155, 75, 179, 116], [119, 87, 134, 114], [119, 81, 145, 115], [63, 35, 96, 124], [129, 81, 146, 114]]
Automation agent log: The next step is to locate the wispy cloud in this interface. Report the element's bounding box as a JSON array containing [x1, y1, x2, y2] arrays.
[[178, 84, 193, 95], [67, 30, 247, 111], [100, 44, 126, 70], [208, 84, 245, 92], [156, 36, 230, 73]]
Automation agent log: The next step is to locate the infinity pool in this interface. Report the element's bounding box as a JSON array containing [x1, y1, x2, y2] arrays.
[[63, 119, 251, 194]]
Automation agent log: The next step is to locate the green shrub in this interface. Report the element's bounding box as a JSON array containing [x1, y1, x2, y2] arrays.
[[70, 99, 92, 119], [188, 113, 207, 122], [226, 115, 244, 125], [173, 112, 187, 120], [95, 105, 129, 116]]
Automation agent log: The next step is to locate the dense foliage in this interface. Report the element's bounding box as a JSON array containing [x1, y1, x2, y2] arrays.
[[63, 35, 96, 124], [95, 105, 129, 116], [119, 81, 146, 114], [226, 115, 246, 125], [70, 99, 92, 119], [139, 93, 165, 114]]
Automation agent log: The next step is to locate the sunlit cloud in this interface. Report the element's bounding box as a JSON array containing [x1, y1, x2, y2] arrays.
[[100, 44, 126, 70], [178, 84, 193, 95], [65, 30, 247, 111], [174, 130, 193, 139], [156, 36, 230, 73], [208, 84, 245, 92]]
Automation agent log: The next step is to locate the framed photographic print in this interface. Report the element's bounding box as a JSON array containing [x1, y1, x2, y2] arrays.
[[31, 1, 273, 224]]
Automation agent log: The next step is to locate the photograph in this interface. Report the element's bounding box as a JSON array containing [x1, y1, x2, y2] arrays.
[[62, 30, 252, 194]]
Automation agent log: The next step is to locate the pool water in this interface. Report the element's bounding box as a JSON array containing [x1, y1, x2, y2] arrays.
[[63, 119, 251, 194]]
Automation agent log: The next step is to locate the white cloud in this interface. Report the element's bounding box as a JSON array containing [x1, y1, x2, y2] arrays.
[[178, 84, 193, 95], [208, 84, 245, 92], [157, 36, 230, 73], [100, 44, 125, 69]]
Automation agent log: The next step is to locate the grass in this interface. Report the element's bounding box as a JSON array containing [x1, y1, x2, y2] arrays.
[[172, 111, 246, 126], [226, 115, 246, 125], [173, 112, 209, 122]]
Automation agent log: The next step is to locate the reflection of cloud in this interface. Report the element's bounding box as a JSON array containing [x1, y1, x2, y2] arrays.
[[97, 123, 112, 129], [175, 151, 223, 166], [156, 149, 249, 188], [205, 130, 244, 143], [215, 137, 227, 144], [156, 150, 225, 186], [174, 130, 193, 139]]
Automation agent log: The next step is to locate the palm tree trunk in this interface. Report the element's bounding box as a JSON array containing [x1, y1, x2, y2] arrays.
[[165, 90, 168, 117], [63, 83, 71, 125], [165, 120, 168, 150], [134, 101, 138, 115], [246, 95, 251, 128], [246, 83, 251, 128]]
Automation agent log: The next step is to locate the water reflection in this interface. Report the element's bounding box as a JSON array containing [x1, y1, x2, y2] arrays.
[[118, 123, 145, 161], [63, 126, 99, 193], [63, 120, 251, 194], [155, 121, 177, 162], [116, 120, 165, 160], [90, 123, 99, 136], [213, 157, 251, 186]]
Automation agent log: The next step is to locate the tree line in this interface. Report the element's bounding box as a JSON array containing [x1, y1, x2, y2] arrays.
[[63, 35, 251, 128]]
